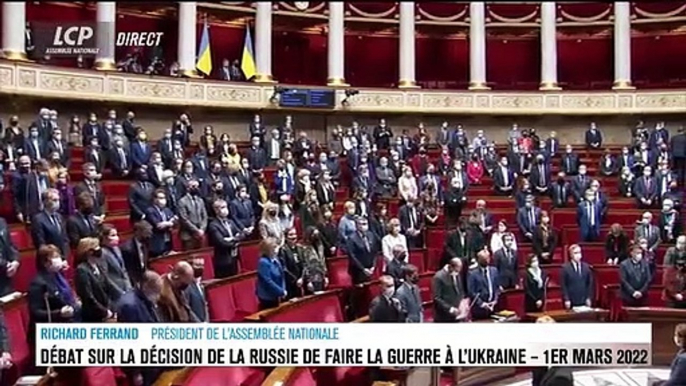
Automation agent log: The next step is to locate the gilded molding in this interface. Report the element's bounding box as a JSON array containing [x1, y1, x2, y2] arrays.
[[2, 62, 686, 115]]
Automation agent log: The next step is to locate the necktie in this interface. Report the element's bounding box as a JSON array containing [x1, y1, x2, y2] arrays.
[[646, 225, 651, 240], [51, 214, 60, 231], [85, 216, 93, 232], [529, 209, 536, 228], [646, 177, 651, 190], [452, 275, 459, 293], [539, 165, 545, 185], [119, 148, 127, 169], [588, 203, 595, 226], [484, 269, 493, 301], [575, 263, 581, 276], [410, 209, 416, 229], [362, 234, 370, 251]]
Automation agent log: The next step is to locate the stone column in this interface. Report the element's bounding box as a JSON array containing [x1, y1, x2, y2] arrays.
[[613, 2, 633, 89], [254, 1, 273, 82], [2, 1, 27, 61], [469, 2, 489, 90], [327, 1, 347, 86], [539, 2, 560, 90], [398, 2, 418, 88], [177, 2, 197, 77], [94, 1, 117, 71]]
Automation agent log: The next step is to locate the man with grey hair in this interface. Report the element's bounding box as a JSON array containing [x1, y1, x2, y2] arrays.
[[395, 264, 423, 323], [634, 211, 661, 253], [375, 156, 397, 198], [346, 216, 379, 284], [665, 236, 686, 267], [369, 275, 404, 322]]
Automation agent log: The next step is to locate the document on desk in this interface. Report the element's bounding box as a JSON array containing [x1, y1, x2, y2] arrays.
[[571, 306, 594, 313]]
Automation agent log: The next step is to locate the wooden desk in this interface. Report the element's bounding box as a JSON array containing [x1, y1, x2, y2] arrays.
[[623, 307, 686, 366], [524, 308, 609, 322]]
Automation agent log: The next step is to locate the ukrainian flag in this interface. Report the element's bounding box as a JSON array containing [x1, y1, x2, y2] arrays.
[[241, 25, 256, 80], [196, 20, 212, 76]]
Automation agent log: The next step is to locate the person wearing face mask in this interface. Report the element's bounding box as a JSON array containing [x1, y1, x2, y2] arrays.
[[467, 250, 500, 320], [183, 257, 208, 323], [81, 112, 102, 147], [618, 246, 651, 307], [493, 157, 515, 196], [280, 227, 305, 299], [398, 165, 418, 203], [208, 199, 244, 278], [374, 157, 397, 198], [299, 226, 329, 294], [604, 223, 630, 265], [99, 224, 132, 301], [634, 212, 661, 254], [346, 217, 379, 284], [560, 244, 594, 309], [128, 167, 154, 223], [665, 236, 686, 267], [145, 189, 178, 257], [23, 126, 44, 162], [160, 170, 180, 214], [116, 270, 162, 385], [523, 255, 548, 313], [664, 258, 686, 309], [560, 145, 580, 176], [570, 165, 590, 203], [230, 185, 256, 235], [493, 233, 519, 290], [108, 137, 131, 178], [393, 265, 422, 323], [274, 160, 294, 197], [256, 237, 287, 310], [399, 198, 424, 249], [584, 122, 603, 149], [4, 115, 24, 155], [131, 130, 152, 170], [315, 208, 338, 258], [177, 180, 209, 251], [31, 188, 70, 256], [516, 195, 540, 241], [45, 128, 69, 166], [515, 180, 533, 209], [659, 199, 682, 244], [66, 192, 100, 249], [577, 189, 601, 242], [384, 243, 409, 284], [147, 152, 166, 188], [368, 275, 405, 323], [550, 172, 571, 208], [671, 127, 686, 187], [529, 154, 551, 195], [373, 118, 393, 150], [157, 261, 196, 322], [618, 166, 635, 198], [74, 237, 116, 322], [337, 201, 357, 250]]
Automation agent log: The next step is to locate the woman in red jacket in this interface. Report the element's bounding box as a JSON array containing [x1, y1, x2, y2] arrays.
[[466, 154, 485, 184]]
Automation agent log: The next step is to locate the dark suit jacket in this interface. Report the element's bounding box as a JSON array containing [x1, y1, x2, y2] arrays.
[[120, 238, 148, 285], [27, 271, 77, 347], [108, 146, 131, 177], [116, 289, 159, 323], [145, 206, 175, 256], [442, 230, 466, 267], [665, 349, 686, 386], [11, 171, 43, 219], [66, 212, 99, 248], [385, 259, 407, 285], [0, 219, 19, 296], [130, 141, 151, 169], [75, 261, 114, 322], [31, 210, 69, 256], [493, 248, 519, 289], [524, 269, 548, 313], [128, 181, 154, 223], [432, 269, 465, 322], [560, 261, 594, 306], [534, 367, 574, 386], [467, 266, 500, 307], [207, 218, 242, 269], [184, 282, 207, 322], [45, 139, 70, 166], [619, 259, 651, 304], [560, 153, 579, 175], [74, 181, 105, 215], [230, 198, 255, 230], [346, 231, 378, 282], [369, 295, 405, 323]]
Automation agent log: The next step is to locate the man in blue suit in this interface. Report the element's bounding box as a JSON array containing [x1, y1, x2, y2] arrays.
[[346, 217, 379, 284], [31, 189, 69, 257], [617, 146, 635, 171], [666, 324, 686, 386], [184, 256, 208, 322], [467, 250, 500, 320], [230, 185, 256, 234], [577, 189, 601, 242], [274, 160, 294, 197], [117, 270, 162, 386], [560, 244, 594, 309], [145, 189, 177, 257], [130, 131, 152, 170], [516, 195, 540, 241], [584, 122, 603, 149]]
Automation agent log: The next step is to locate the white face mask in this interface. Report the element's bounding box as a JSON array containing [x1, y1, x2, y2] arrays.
[[359, 225, 369, 232], [579, 169, 587, 175], [531, 261, 539, 269], [573, 253, 582, 262], [382, 287, 395, 297], [50, 257, 63, 271]]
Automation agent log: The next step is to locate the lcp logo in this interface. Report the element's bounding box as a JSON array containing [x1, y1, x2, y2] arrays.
[[46, 25, 99, 55]]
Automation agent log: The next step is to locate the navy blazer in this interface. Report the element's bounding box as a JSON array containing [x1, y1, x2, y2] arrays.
[[130, 141, 151, 169], [184, 282, 207, 322], [560, 261, 594, 307], [11, 171, 44, 219], [31, 210, 69, 257], [256, 256, 286, 302], [516, 207, 541, 235], [116, 289, 159, 323], [666, 349, 686, 386], [467, 266, 500, 307], [577, 201, 602, 233], [229, 198, 255, 230], [145, 205, 175, 256], [634, 176, 657, 201], [0, 218, 19, 296]]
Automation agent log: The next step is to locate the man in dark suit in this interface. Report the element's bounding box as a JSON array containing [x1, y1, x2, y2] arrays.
[[394, 265, 423, 323], [560, 244, 594, 309], [467, 250, 500, 320], [493, 157, 515, 196], [207, 199, 245, 278], [31, 189, 69, 257], [577, 189, 601, 242], [74, 162, 106, 217], [560, 145, 580, 176], [493, 234, 519, 290], [529, 154, 551, 195], [184, 256, 208, 322], [516, 195, 540, 241], [0, 217, 19, 297], [398, 199, 424, 248], [570, 165, 590, 203], [230, 185, 256, 234], [665, 324, 686, 386], [24, 126, 44, 162], [369, 275, 405, 322], [157, 129, 175, 168], [116, 270, 163, 386], [671, 127, 686, 186], [384, 245, 408, 286], [619, 246, 651, 307], [145, 189, 177, 257], [346, 217, 379, 284], [108, 137, 131, 178], [618, 146, 635, 171], [45, 128, 70, 167], [11, 155, 45, 223], [635, 165, 658, 208], [128, 167, 155, 224], [246, 136, 267, 174], [432, 258, 468, 323], [121, 221, 153, 285], [545, 131, 559, 157], [66, 192, 100, 249], [130, 131, 152, 170], [550, 172, 571, 208], [634, 211, 661, 253], [584, 122, 603, 149], [441, 221, 467, 268]]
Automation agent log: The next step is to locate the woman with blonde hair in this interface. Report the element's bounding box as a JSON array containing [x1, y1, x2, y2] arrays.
[[74, 237, 116, 322], [381, 218, 408, 265], [397, 165, 418, 203], [337, 201, 357, 250], [258, 201, 284, 246], [256, 237, 286, 310]]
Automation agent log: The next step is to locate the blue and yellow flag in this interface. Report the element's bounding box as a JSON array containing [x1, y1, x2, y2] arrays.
[[241, 25, 256, 80], [196, 21, 212, 76]]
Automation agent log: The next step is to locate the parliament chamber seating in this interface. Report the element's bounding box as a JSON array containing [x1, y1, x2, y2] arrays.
[[204, 272, 259, 322]]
